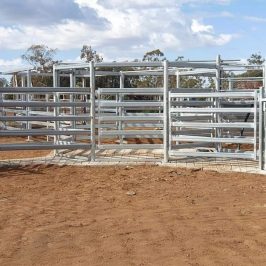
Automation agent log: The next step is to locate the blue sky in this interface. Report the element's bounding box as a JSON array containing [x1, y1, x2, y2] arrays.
[[0, 0, 266, 71]]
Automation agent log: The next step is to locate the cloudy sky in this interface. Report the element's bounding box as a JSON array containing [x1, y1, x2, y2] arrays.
[[0, 0, 266, 71]]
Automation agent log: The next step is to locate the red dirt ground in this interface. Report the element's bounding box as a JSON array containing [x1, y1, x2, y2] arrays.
[[0, 164, 265, 266]]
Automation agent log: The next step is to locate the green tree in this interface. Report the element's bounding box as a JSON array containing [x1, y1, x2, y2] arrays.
[[80, 45, 103, 63], [247, 53, 265, 65], [180, 76, 205, 88], [21, 44, 58, 72], [134, 49, 166, 89], [21, 45, 60, 86], [142, 49, 165, 62], [236, 53, 265, 89]]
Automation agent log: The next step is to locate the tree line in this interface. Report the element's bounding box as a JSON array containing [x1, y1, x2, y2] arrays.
[[1, 44, 265, 90]]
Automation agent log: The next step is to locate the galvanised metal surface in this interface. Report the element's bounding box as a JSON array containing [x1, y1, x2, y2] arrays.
[[169, 89, 258, 160], [0, 85, 93, 152], [0, 56, 265, 170], [97, 85, 164, 150]]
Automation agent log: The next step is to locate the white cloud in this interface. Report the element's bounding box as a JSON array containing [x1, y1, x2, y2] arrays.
[[244, 16, 266, 23], [0, 58, 30, 72], [191, 19, 214, 33], [0, 0, 236, 60], [190, 19, 235, 46]]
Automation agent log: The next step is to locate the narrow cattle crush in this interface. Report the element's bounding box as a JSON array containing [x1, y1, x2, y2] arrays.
[[1, 55, 266, 170]]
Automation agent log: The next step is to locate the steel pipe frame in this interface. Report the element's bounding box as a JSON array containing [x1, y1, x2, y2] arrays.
[[163, 60, 169, 163], [0, 87, 91, 93], [0, 143, 92, 151], [1, 55, 266, 166], [259, 64, 266, 169], [90, 61, 96, 161]]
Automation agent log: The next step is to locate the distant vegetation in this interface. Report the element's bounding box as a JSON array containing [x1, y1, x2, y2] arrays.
[[1, 44, 264, 90]]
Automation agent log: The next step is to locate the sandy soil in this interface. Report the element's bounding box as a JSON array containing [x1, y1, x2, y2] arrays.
[[0, 164, 265, 266]]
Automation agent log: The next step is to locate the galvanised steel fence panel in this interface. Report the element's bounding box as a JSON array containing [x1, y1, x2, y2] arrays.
[[169, 90, 258, 160], [97, 87, 164, 150], [0, 87, 93, 152]]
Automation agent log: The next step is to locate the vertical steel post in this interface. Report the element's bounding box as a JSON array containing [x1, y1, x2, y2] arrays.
[[45, 79, 49, 141], [0, 80, 4, 129], [90, 61, 96, 161], [215, 55, 222, 151], [70, 71, 77, 141], [264, 64, 266, 169], [21, 76, 26, 131], [163, 60, 169, 163], [228, 72, 233, 91], [259, 64, 266, 169], [259, 87, 264, 169], [81, 77, 87, 126], [53, 66, 59, 155], [175, 70, 181, 146], [254, 89, 258, 160], [82, 77, 86, 115], [119, 72, 124, 144], [26, 70, 32, 141], [260, 64, 266, 169]]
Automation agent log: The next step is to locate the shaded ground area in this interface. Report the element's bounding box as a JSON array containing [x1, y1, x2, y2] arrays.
[[0, 137, 51, 160], [0, 165, 265, 266]]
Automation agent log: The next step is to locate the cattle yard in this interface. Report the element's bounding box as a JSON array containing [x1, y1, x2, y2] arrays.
[[0, 56, 266, 172]]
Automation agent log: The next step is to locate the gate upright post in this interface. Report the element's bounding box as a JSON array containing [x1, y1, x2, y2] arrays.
[[259, 64, 266, 170], [215, 55, 222, 152], [90, 61, 96, 161], [53, 66, 59, 156], [163, 60, 169, 163], [175, 70, 180, 146], [259, 88, 263, 169], [26, 70, 32, 141], [0, 84, 3, 130], [119, 72, 125, 144], [70, 71, 77, 141]]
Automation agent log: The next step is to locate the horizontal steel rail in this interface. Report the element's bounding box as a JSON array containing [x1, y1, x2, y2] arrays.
[[171, 101, 213, 107], [168, 62, 217, 69], [100, 130, 163, 137], [171, 142, 212, 149], [96, 62, 164, 68], [170, 151, 254, 159], [170, 92, 256, 98], [98, 144, 163, 150], [171, 88, 213, 93], [170, 108, 255, 113], [123, 123, 163, 127], [0, 101, 90, 108], [0, 87, 91, 93], [99, 101, 163, 108], [0, 115, 91, 121], [98, 115, 163, 121], [0, 143, 92, 151], [0, 129, 90, 136], [171, 122, 254, 128], [172, 136, 254, 144], [98, 88, 164, 95]]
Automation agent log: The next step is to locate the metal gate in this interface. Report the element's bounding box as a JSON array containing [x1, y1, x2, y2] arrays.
[[169, 89, 258, 160], [0, 86, 262, 163], [97, 87, 164, 151], [0, 87, 93, 153]]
